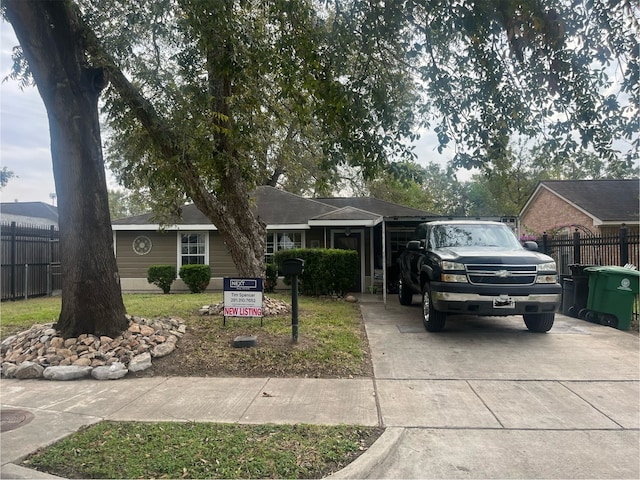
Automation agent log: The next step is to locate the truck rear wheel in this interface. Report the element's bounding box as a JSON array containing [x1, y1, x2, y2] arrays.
[[398, 278, 413, 305], [523, 313, 555, 332], [422, 284, 446, 332]]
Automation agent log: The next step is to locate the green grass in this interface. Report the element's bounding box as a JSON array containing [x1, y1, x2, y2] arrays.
[[0, 296, 62, 337], [0, 293, 219, 339], [4, 292, 381, 478], [1, 292, 370, 377], [23, 421, 382, 479]]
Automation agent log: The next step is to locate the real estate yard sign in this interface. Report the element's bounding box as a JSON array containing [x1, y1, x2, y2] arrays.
[[223, 278, 263, 317]]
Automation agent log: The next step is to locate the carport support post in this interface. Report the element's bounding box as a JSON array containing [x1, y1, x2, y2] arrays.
[[291, 273, 299, 342]]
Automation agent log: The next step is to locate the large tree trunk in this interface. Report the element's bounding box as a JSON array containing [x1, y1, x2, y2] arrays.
[[5, 0, 128, 338]]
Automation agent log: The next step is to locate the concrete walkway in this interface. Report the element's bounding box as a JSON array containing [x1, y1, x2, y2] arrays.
[[1, 294, 639, 479]]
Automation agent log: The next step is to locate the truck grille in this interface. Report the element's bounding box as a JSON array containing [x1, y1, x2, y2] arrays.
[[466, 264, 537, 285]]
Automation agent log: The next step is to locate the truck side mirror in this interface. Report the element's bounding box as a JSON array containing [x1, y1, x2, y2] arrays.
[[523, 241, 539, 251], [406, 240, 423, 251]]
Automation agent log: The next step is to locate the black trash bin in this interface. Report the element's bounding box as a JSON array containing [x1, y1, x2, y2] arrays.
[[562, 277, 574, 316], [568, 264, 596, 318]]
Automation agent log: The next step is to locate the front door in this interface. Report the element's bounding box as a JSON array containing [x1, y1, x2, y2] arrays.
[[333, 230, 362, 292]]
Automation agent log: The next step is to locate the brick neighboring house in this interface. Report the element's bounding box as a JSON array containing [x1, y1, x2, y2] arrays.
[[520, 179, 639, 236]]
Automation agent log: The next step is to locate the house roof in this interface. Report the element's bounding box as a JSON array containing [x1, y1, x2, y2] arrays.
[[112, 186, 433, 230], [0, 202, 59, 224], [520, 179, 640, 225], [316, 196, 434, 218], [309, 206, 383, 226]]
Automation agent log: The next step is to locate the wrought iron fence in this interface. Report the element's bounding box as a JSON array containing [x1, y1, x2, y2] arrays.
[[1, 222, 61, 301], [540, 226, 639, 275]]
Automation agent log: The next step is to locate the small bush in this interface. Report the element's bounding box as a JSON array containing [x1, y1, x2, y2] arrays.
[[179, 264, 211, 293], [265, 263, 278, 292], [147, 265, 176, 294]]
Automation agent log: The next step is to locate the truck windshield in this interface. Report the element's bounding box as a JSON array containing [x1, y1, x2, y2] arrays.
[[431, 224, 522, 249]]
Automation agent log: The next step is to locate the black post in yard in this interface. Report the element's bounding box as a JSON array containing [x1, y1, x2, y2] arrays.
[[291, 273, 299, 343], [282, 258, 304, 343]]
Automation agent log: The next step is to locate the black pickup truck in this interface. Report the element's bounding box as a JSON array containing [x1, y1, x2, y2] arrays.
[[397, 220, 562, 332]]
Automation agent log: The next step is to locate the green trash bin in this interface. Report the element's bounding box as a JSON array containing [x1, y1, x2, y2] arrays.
[[584, 266, 640, 330]]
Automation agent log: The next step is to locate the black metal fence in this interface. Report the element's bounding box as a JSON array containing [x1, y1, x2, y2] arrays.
[[1, 222, 61, 301], [540, 225, 639, 275]]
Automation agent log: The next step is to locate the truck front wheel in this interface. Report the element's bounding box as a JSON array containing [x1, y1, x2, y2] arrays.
[[523, 313, 555, 332], [422, 284, 446, 332]]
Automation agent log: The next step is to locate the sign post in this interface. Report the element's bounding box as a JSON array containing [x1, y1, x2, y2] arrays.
[[223, 278, 264, 326], [281, 258, 304, 343]]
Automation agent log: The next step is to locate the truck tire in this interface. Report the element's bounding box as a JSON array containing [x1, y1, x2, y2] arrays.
[[422, 284, 446, 332], [398, 278, 413, 305], [523, 313, 555, 332]]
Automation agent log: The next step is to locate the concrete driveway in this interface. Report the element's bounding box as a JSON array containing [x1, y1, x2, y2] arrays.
[[337, 297, 640, 479]]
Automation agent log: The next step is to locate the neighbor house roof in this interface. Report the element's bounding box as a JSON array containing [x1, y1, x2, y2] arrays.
[[0, 202, 59, 226], [112, 186, 433, 230], [520, 179, 640, 225]]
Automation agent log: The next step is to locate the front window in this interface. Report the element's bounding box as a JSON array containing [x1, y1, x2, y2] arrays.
[[180, 232, 207, 266], [265, 231, 302, 264]]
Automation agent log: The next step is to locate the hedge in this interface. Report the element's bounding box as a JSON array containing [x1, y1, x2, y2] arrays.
[[274, 248, 358, 296]]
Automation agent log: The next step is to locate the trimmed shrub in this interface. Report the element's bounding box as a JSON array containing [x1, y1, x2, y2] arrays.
[[265, 263, 278, 292], [147, 265, 176, 294], [274, 248, 358, 296], [179, 264, 211, 293]]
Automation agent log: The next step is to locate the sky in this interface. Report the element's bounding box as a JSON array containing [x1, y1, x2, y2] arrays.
[[0, 19, 461, 206]]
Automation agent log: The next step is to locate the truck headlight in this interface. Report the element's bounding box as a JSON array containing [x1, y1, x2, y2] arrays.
[[441, 261, 465, 271], [537, 262, 556, 272]]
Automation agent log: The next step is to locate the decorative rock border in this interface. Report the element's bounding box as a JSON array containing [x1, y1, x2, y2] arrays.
[[1, 315, 185, 381]]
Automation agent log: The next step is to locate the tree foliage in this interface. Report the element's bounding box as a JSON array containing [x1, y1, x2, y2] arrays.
[[108, 189, 152, 220], [0, 166, 15, 189], [408, 0, 638, 168], [368, 140, 639, 217], [4, 0, 637, 280]]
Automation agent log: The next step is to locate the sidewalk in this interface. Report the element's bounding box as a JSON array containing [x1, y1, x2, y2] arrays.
[[2, 294, 639, 479]]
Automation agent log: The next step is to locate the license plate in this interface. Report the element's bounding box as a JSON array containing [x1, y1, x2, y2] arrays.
[[493, 296, 515, 308]]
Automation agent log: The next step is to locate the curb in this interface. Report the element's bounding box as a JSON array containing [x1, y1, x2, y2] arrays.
[[0, 463, 66, 479], [328, 427, 405, 479]]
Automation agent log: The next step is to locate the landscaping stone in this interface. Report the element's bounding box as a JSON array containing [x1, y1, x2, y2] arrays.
[[43, 365, 92, 381], [92, 362, 128, 380], [2, 362, 18, 378], [14, 361, 44, 379], [0, 315, 186, 380], [128, 352, 152, 372], [151, 342, 175, 358]]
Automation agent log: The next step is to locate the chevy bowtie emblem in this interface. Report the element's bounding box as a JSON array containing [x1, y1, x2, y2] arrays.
[[496, 270, 512, 278]]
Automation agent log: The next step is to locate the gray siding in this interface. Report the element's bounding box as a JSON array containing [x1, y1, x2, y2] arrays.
[[116, 231, 177, 278], [116, 230, 239, 279]]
